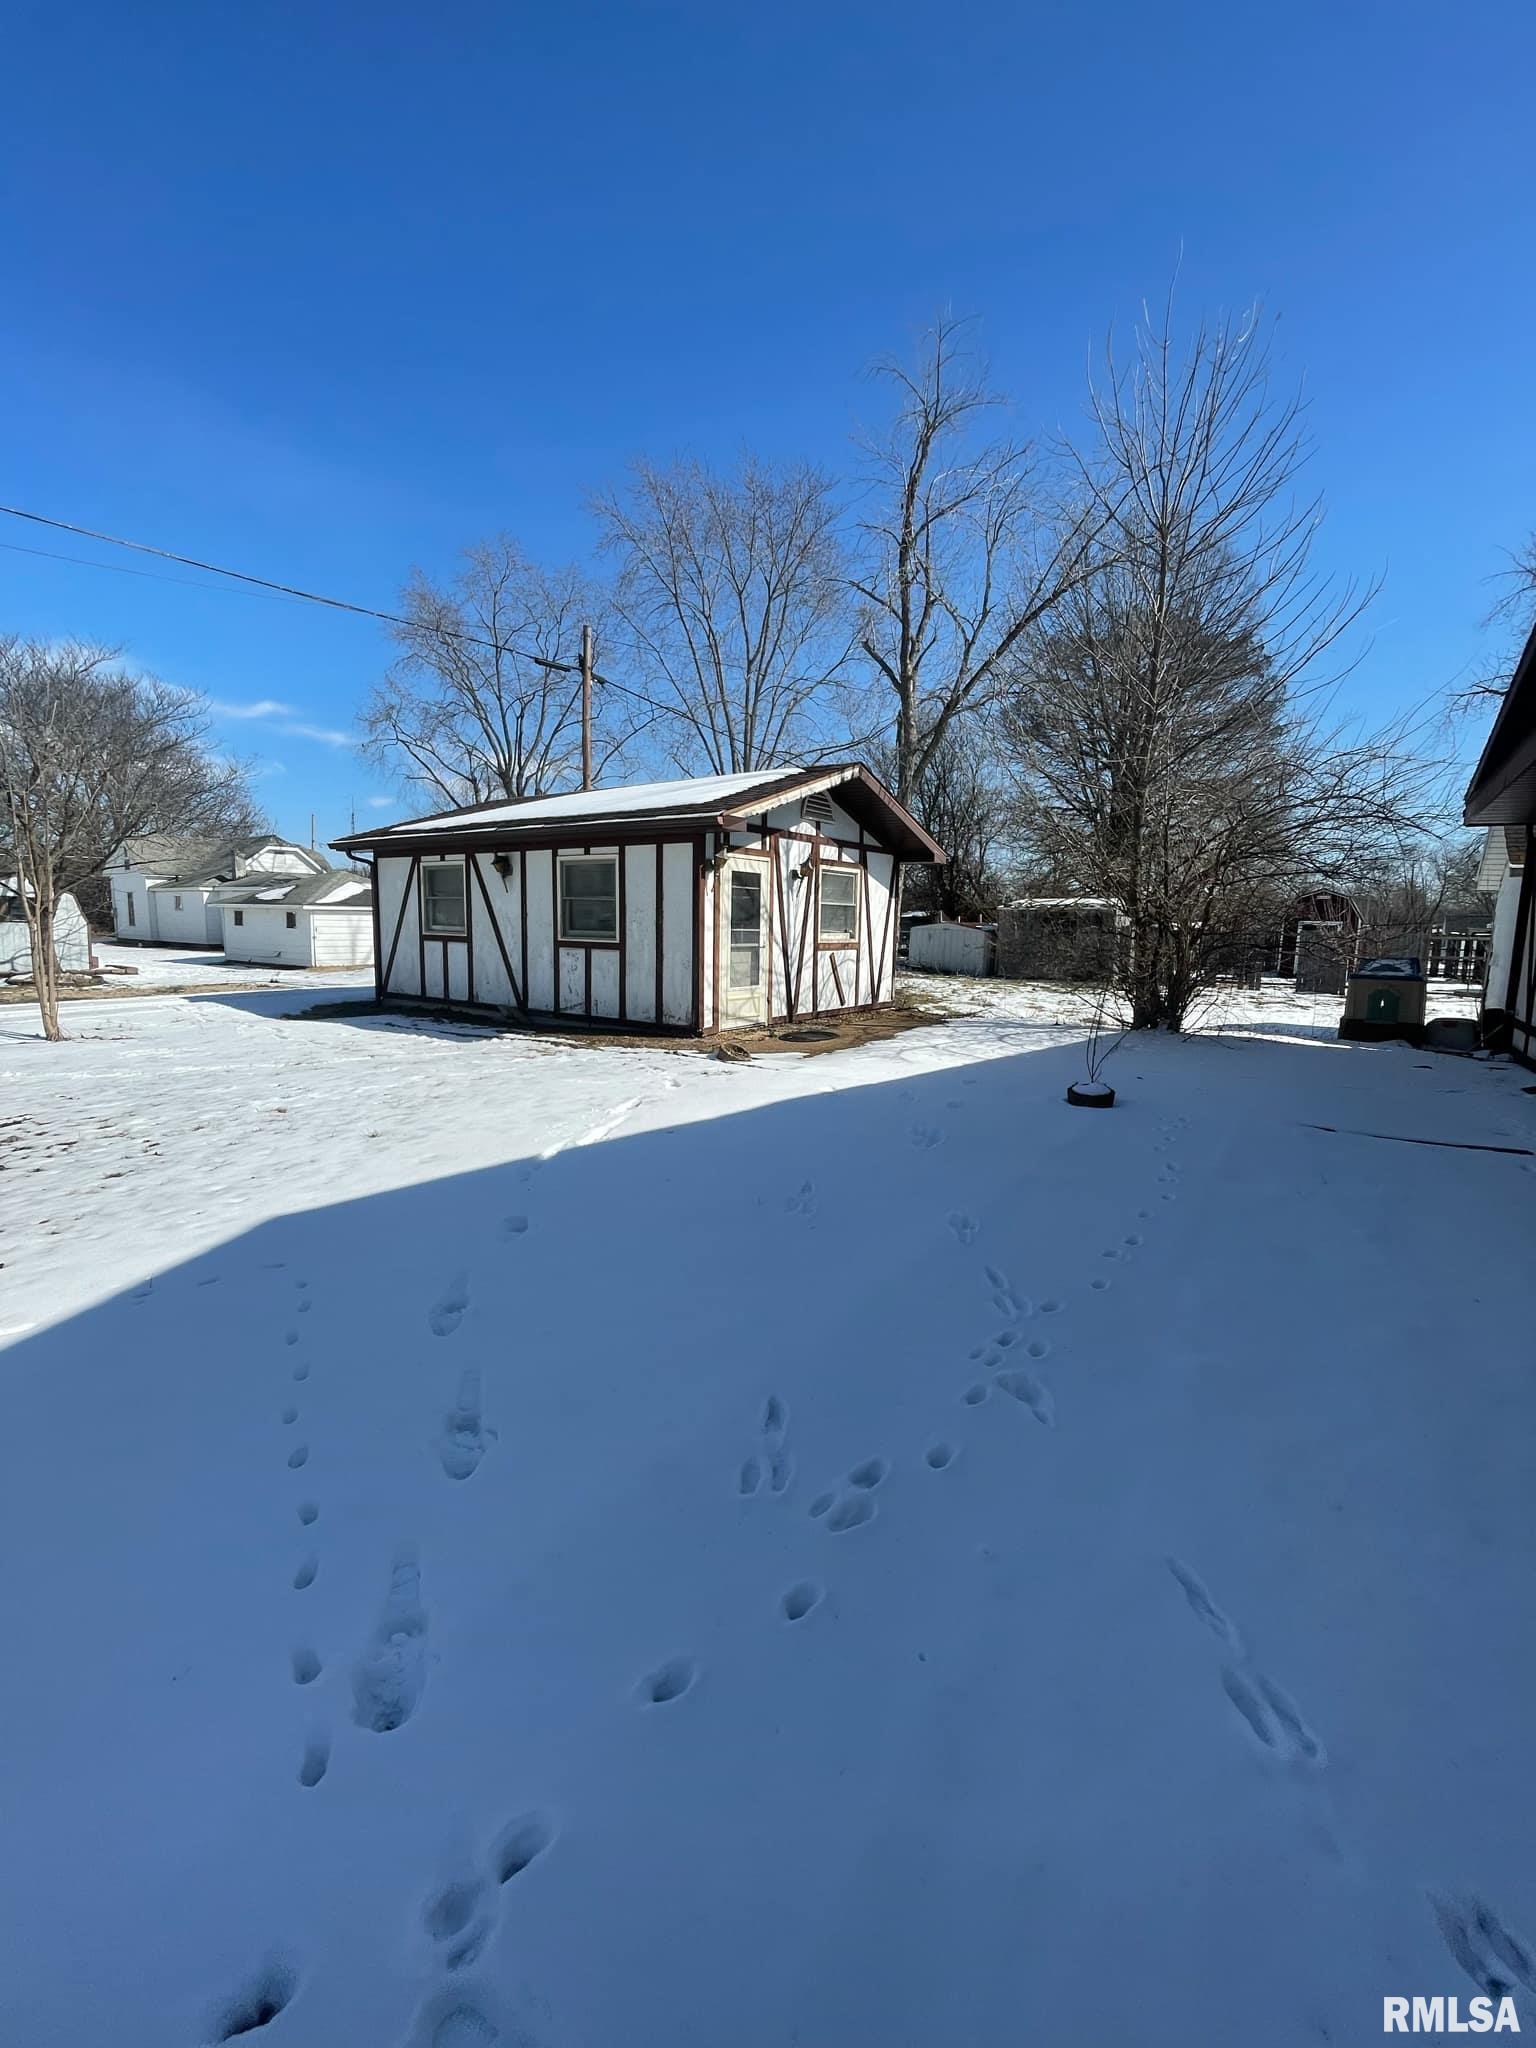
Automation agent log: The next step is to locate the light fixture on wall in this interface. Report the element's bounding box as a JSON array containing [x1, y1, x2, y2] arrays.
[[492, 852, 514, 879], [792, 858, 814, 884]]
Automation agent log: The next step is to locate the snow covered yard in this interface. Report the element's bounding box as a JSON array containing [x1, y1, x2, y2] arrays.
[[2, 984, 1534, 2047]]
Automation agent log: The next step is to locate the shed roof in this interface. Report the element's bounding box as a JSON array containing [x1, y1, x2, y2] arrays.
[[219, 871, 370, 910], [116, 833, 313, 886], [332, 764, 944, 862]]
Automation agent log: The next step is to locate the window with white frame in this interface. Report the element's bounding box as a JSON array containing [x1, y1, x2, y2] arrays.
[[818, 864, 860, 943], [420, 860, 467, 935], [558, 854, 619, 942]]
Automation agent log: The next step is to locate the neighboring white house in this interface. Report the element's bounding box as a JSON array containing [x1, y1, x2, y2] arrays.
[[1476, 824, 1526, 1026], [1, 880, 92, 977], [331, 765, 943, 1034], [220, 870, 375, 968], [107, 834, 328, 945]]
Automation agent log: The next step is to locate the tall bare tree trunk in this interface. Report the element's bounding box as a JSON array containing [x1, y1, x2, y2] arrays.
[[20, 890, 63, 1040]]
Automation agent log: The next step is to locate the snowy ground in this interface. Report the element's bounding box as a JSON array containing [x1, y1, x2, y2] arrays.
[[2, 980, 1534, 2046], [84, 939, 377, 992]]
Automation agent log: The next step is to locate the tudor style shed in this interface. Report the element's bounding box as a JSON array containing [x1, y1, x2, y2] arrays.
[[331, 765, 943, 1034]]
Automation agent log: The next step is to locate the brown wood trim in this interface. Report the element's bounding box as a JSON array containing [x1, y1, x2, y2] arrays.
[[465, 870, 475, 1001], [875, 857, 900, 999], [810, 853, 820, 1016], [468, 853, 526, 1010], [547, 937, 621, 950], [692, 833, 707, 1032], [584, 942, 592, 1015], [654, 842, 664, 1026], [381, 854, 420, 994], [1502, 826, 1535, 1016], [772, 840, 796, 1021], [350, 825, 709, 859], [827, 952, 847, 1006], [617, 843, 628, 1023]]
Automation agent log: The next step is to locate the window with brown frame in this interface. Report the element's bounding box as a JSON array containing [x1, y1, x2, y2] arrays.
[[818, 864, 860, 943], [558, 854, 619, 943], [420, 860, 467, 935]]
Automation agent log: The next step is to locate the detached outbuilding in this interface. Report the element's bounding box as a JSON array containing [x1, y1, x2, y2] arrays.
[[220, 870, 375, 968], [1464, 612, 1536, 1065], [106, 834, 329, 945], [331, 765, 943, 1034], [1, 880, 92, 977]]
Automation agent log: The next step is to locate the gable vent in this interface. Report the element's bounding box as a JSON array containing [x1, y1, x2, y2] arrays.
[[801, 791, 834, 823]]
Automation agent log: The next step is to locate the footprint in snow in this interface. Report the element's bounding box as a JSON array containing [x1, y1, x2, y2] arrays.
[[962, 1382, 989, 1406], [211, 1960, 299, 2041], [847, 1457, 888, 1490], [291, 1646, 321, 1685], [1430, 1892, 1536, 2002], [761, 1394, 788, 1442], [1038, 1297, 1063, 1315], [825, 1494, 877, 1533], [429, 1273, 470, 1339], [291, 1361, 310, 1382], [785, 1180, 817, 1217], [281, 1404, 298, 1425], [994, 1369, 1055, 1425], [781, 1582, 822, 1622], [439, 1368, 494, 1482], [283, 1330, 299, 1346], [493, 1811, 554, 1884], [1220, 1665, 1325, 1767], [925, 1441, 956, 1470], [298, 1731, 329, 1788], [297, 1501, 319, 1526], [352, 1546, 429, 1734], [948, 1211, 980, 1245], [909, 1124, 943, 1150], [636, 1656, 697, 1706], [739, 1457, 764, 1497], [1165, 1557, 1245, 1653], [499, 1214, 529, 1239], [287, 1445, 310, 1470], [292, 1556, 318, 1591], [423, 1878, 491, 1971]]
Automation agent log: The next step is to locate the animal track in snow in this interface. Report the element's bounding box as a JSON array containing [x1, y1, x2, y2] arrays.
[[739, 1457, 764, 1497], [767, 1451, 794, 1493], [281, 1404, 298, 1425], [1038, 1297, 1063, 1314], [493, 1811, 554, 1884], [925, 1441, 956, 1470], [781, 1581, 822, 1622], [848, 1457, 888, 1490], [962, 1382, 989, 1406], [440, 1368, 493, 1481], [297, 1501, 319, 1526], [1220, 1665, 1325, 1766], [761, 1394, 788, 1441], [1430, 1893, 1536, 2002], [637, 1656, 697, 1706], [352, 1546, 429, 1733], [808, 1491, 835, 1518], [291, 1361, 310, 1382], [909, 1123, 943, 1150], [429, 1273, 470, 1338], [1090, 1278, 1111, 1292], [424, 1877, 489, 1967], [1165, 1558, 1245, 1653], [291, 1647, 321, 1685], [293, 1556, 318, 1591], [499, 1214, 529, 1238], [948, 1211, 979, 1245], [1122, 1233, 1143, 1248], [212, 1960, 298, 2040], [430, 2007, 500, 2048], [296, 1299, 311, 1315], [994, 1370, 1055, 1425], [298, 1733, 329, 1788], [785, 1180, 817, 1217], [283, 1330, 299, 1347], [1025, 1338, 1051, 1361], [825, 1493, 877, 1533], [287, 1445, 310, 1470]]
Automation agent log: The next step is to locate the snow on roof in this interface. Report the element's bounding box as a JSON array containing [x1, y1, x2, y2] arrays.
[[1005, 896, 1120, 911], [359, 770, 803, 838]]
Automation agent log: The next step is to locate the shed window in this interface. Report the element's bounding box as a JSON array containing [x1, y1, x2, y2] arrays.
[[126, 893, 136, 927], [173, 894, 183, 911], [233, 911, 244, 927], [421, 860, 467, 935], [558, 855, 619, 942], [285, 911, 297, 929], [818, 865, 860, 943]]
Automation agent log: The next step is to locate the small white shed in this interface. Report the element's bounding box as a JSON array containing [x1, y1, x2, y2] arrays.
[[221, 871, 374, 968], [1, 880, 92, 976], [106, 834, 328, 944], [332, 764, 943, 1034]]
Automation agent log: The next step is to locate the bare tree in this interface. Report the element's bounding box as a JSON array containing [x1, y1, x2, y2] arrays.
[[360, 539, 627, 807], [595, 455, 854, 773], [852, 315, 1109, 807], [879, 723, 1006, 919], [997, 302, 1432, 1030], [0, 638, 262, 1040]]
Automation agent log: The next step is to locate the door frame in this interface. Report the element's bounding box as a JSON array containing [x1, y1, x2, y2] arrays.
[[717, 849, 773, 1028]]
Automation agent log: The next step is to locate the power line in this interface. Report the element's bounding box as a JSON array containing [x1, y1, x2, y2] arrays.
[[0, 500, 664, 714]]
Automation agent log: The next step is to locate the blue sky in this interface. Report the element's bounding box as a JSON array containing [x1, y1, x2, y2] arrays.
[[3, 0, 1532, 847]]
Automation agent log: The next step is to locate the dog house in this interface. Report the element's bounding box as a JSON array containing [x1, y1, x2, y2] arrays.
[[1339, 957, 1427, 1043]]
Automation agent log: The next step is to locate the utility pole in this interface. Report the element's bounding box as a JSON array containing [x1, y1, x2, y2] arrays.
[[580, 622, 594, 791]]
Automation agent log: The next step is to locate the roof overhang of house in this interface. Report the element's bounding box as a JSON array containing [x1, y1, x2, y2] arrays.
[[331, 764, 946, 864], [1465, 619, 1536, 826]]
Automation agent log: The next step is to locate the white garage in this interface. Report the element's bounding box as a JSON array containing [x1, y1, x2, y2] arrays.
[[221, 871, 374, 968]]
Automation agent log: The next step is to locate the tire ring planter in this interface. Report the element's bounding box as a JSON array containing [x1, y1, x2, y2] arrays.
[[1066, 1082, 1116, 1109]]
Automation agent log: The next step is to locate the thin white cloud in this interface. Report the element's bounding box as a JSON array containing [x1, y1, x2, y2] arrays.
[[281, 722, 354, 749], [209, 697, 293, 720], [366, 795, 395, 809]]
